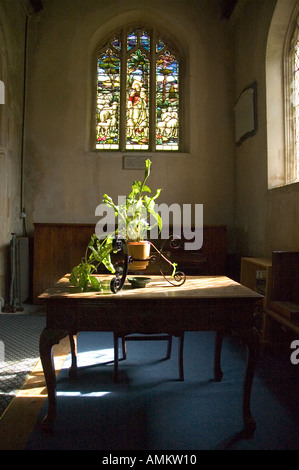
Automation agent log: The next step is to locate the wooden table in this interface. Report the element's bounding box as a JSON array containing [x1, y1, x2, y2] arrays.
[[39, 275, 262, 436]]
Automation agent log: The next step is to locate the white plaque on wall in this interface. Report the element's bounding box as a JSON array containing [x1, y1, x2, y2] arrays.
[[0, 81, 4, 104]]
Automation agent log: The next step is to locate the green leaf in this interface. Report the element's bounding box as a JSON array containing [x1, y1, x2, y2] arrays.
[[171, 262, 177, 277], [145, 159, 152, 179], [142, 184, 151, 193], [69, 267, 79, 286], [101, 254, 116, 274], [148, 211, 162, 232], [89, 276, 102, 291]]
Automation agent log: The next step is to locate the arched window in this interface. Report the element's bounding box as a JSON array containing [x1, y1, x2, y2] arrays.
[[95, 27, 180, 152], [266, 0, 299, 188], [285, 14, 299, 183]]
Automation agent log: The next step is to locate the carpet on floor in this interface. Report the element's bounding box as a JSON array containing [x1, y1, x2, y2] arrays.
[[25, 330, 299, 450], [0, 311, 46, 418]]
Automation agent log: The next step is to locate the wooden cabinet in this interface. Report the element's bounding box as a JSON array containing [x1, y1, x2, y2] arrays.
[[240, 257, 272, 308], [263, 252, 299, 343], [240, 257, 272, 341], [241, 255, 299, 343]]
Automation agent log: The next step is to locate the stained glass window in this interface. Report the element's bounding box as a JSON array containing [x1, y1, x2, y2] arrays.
[[96, 28, 180, 151]]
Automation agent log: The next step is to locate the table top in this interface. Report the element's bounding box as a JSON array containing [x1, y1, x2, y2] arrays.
[[39, 274, 263, 302]]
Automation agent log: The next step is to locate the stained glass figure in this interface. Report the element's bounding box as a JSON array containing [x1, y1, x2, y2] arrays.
[[156, 49, 179, 150], [126, 29, 150, 149], [96, 45, 120, 150], [126, 50, 149, 149]]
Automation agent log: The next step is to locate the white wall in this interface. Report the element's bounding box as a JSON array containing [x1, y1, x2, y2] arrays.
[[24, 0, 236, 246], [0, 1, 26, 302]]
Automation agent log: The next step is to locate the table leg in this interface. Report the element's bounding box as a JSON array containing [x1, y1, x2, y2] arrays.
[[39, 327, 68, 433], [214, 327, 260, 437], [68, 334, 77, 378], [214, 331, 224, 381], [113, 332, 119, 383], [178, 333, 184, 381], [240, 327, 260, 438]]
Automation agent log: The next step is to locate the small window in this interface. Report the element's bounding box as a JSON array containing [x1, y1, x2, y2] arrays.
[[96, 27, 180, 152]]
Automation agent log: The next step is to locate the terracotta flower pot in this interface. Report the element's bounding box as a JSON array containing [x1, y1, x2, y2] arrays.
[[127, 241, 151, 271]]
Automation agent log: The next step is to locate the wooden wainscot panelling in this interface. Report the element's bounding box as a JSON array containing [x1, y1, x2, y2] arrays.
[[33, 223, 227, 303]]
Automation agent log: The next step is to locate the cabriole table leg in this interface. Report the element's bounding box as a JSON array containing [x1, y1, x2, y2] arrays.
[[214, 330, 224, 382], [240, 327, 260, 437], [39, 327, 68, 433]]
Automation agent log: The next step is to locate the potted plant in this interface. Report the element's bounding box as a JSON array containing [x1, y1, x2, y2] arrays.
[[102, 158, 162, 271], [70, 159, 166, 291]]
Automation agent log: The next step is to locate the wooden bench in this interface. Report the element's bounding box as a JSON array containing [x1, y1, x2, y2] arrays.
[[263, 251, 299, 343]]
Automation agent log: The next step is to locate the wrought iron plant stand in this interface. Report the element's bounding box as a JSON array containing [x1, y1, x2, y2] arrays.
[[110, 236, 186, 293]]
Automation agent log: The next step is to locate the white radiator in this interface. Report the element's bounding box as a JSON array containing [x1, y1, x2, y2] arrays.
[[11, 236, 29, 304]]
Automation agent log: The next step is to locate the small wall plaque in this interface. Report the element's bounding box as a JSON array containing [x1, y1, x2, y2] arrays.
[[0, 81, 5, 104], [123, 156, 148, 170]]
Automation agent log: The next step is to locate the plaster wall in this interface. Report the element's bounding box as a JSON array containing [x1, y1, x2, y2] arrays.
[[234, 0, 299, 257], [0, 1, 26, 302], [23, 0, 236, 245]]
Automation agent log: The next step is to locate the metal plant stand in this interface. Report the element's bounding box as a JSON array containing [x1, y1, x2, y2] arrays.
[[110, 236, 186, 293]]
